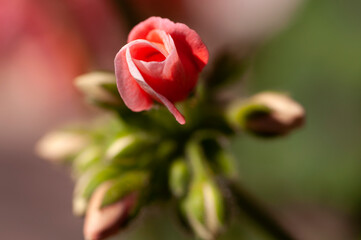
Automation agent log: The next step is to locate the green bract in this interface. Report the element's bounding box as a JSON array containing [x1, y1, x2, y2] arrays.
[[101, 171, 149, 208]]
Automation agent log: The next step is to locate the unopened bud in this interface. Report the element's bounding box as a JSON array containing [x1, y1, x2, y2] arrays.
[[169, 158, 190, 198], [228, 92, 305, 137], [73, 166, 121, 216], [181, 180, 225, 240], [36, 131, 89, 163], [84, 182, 138, 240], [100, 171, 149, 208], [75, 72, 121, 106]]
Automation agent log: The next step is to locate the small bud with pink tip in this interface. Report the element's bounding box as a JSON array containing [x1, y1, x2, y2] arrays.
[[228, 92, 305, 137]]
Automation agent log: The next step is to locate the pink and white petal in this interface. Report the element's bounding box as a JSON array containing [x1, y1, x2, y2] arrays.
[[114, 45, 153, 112], [133, 35, 189, 102], [173, 23, 209, 70], [146, 29, 173, 55], [128, 17, 209, 71], [125, 46, 186, 124], [126, 39, 169, 80], [128, 17, 175, 42]]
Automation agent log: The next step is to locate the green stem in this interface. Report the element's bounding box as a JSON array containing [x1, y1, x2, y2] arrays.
[[227, 180, 296, 240]]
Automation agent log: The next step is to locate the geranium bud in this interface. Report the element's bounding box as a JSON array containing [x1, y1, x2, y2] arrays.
[[84, 182, 138, 240], [36, 131, 89, 163], [181, 180, 225, 240], [75, 71, 121, 106], [228, 92, 305, 136], [73, 167, 121, 216], [114, 17, 209, 124]]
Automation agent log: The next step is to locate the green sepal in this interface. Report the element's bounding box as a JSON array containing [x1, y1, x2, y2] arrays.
[[182, 181, 206, 224], [101, 171, 149, 208], [155, 140, 177, 160], [78, 166, 122, 200], [186, 141, 212, 181], [72, 146, 102, 176], [228, 102, 271, 130], [72, 165, 121, 216], [169, 158, 190, 198], [101, 82, 120, 98], [195, 132, 238, 178], [74, 71, 122, 108], [180, 179, 226, 240], [214, 150, 238, 179], [203, 181, 226, 232], [104, 133, 153, 161]]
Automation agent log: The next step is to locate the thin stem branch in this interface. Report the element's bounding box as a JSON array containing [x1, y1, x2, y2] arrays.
[[227, 180, 296, 240]]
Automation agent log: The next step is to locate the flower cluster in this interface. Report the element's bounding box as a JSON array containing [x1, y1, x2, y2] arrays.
[[37, 17, 305, 240]]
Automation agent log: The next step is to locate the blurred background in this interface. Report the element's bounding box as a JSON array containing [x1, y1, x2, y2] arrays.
[[0, 0, 360, 239]]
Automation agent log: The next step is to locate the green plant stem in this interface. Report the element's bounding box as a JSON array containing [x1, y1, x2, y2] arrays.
[[227, 180, 296, 240]]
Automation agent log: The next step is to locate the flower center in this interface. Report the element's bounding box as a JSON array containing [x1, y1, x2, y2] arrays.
[[130, 30, 173, 63], [130, 44, 166, 62]]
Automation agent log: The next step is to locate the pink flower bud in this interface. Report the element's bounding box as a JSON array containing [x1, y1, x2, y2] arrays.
[[246, 92, 305, 136], [83, 182, 137, 240], [114, 17, 209, 124]]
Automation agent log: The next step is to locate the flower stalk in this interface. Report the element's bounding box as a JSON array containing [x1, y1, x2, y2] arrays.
[[226, 179, 296, 240]]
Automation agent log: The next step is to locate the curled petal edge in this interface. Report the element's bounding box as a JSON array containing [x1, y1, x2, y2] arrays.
[[124, 41, 186, 124], [128, 17, 209, 71], [114, 46, 153, 112]]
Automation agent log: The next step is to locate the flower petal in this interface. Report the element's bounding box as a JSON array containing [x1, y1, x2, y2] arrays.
[[132, 34, 191, 102], [128, 17, 209, 71], [114, 44, 153, 112], [125, 42, 186, 124]]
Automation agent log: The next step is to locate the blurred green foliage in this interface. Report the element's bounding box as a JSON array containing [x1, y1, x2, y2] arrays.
[[235, 0, 361, 213]]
